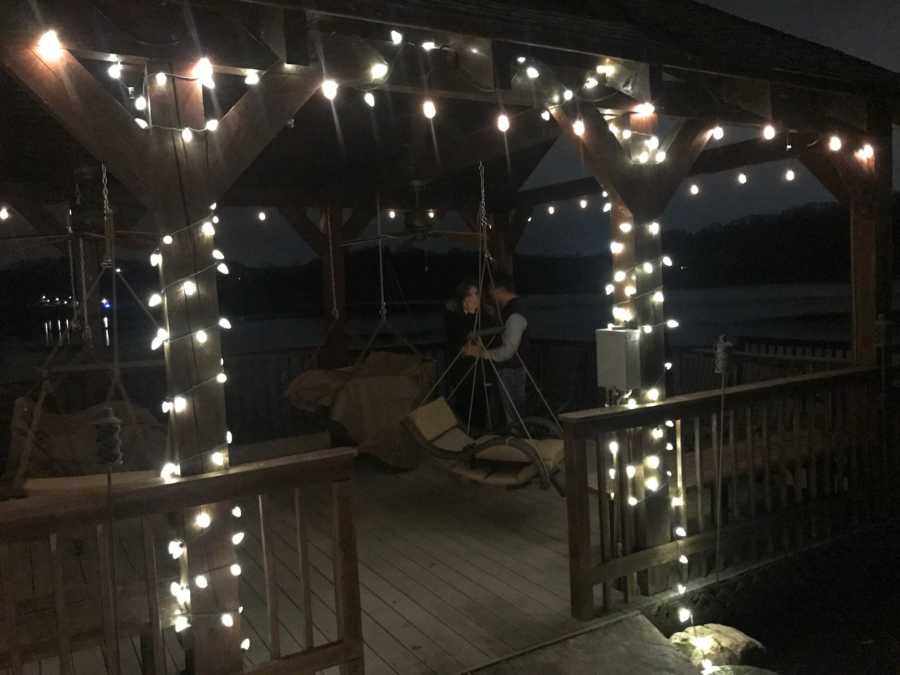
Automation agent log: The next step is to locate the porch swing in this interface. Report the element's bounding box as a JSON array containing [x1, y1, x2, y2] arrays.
[[286, 201, 437, 469], [403, 163, 566, 494]]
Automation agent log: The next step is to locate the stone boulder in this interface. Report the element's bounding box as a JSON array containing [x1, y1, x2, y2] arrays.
[[670, 624, 765, 668]]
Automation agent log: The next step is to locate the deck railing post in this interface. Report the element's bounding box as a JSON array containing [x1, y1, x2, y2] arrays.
[[331, 479, 365, 675], [563, 427, 594, 619]]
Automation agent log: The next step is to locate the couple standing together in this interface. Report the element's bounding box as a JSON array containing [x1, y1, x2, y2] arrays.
[[446, 273, 530, 426]]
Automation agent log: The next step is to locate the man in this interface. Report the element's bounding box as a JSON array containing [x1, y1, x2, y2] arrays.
[[464, 272, 530, 425]]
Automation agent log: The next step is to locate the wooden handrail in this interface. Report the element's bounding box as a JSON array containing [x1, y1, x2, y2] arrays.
[[0, 447, 356, 541], [561, 366, 879, 436]]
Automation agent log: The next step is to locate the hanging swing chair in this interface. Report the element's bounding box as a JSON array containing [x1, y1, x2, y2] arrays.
[[286, 202, 437, 469], [403, 163, 566, 494]]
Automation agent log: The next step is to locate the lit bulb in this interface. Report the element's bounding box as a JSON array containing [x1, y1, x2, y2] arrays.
[[134, 95, 147, 111], [655, 150, 666, 164], [619, 222, 632, 233], [644, 476, 660, 491], [230, 563, 242, 576], [652, 427, 665, 440], [613, 270, 626, 282], [675, 526, 687, 537], [711, 126, 724, 140], [195, 329, 208, 344], [645, 135, 660, 150], [494, 113, 511, 133], [182, 280, 197, 296], [195, 574, 209, 589], [148, 293, 162, 307], [241, 638, 250, 651], [232, 505, 243, 518], [627, 398, 637, 408], [678, 607, 692, 623], [785, 169, 796, 182], [423, 99, 437, 119], [162, 234, 173, 245], [219, 317, 232, 330], [205, 119, 219, 132], [193, 57, 214, 88], [646, 388, 660, 402], [625, 285, 637, 297], [637, 151, 649, 164], [134, 117, 148, 130], [625, 465, 636, 479], [160, 401, 171, 414], [667, 319, 680, 328], [642, 324, 652, 333], [151, 327, 169, 351], [662, 256, 673, 267], [201, 221, 215, 236], [572, 119, 585, 137], [426, 209, 436, 220], [173, 396, 187, 413], [666, 442, 674, 451], [195, 511, 211, 529], [217, 263, 229, 275], [610, 241, 624, 254], [621, 129, 632, 140], [603, 202, 612, 213], [608, 468, 616, 480], [390, 30, 403, 45], [828, 135, 842, 152], [211, 249, 225, 261], [364, 92, 376, 108], [232, 532, 245, 545], [647, 222, 660, 236], [226, 429, 233, 444], [634, 102, 655, 116], [370, 62, 388, 79], [181, 128, 193, 143], [174, 615, 190, 632], [525, 66, 539, 79], [652, 291, 664, 303], [563, 89, 573, 101], [547, 205, 556, 215], [664, 361, 673, 370], [672, 496, 684, 508], [689, 183, 700, 196], [627, 496, 638, 506], [244, 70, 260, 85], [167, 539, 185, 559], [596, 63, 616, 77], [321, 79, 339, 100], [645, 454, 661, 469], [540, 110, 551, 121], [216, 372, 228, 383], [604, 284, 615, 295], [762, 124, 776, 140], [107, 62, 122, 79], [221, 613, 234, 628], [737, 172, 748, 185], [862, 144, 874, 159], [421, 41, 437, 51], [643, 261, 654, 273], [584, 76, 599, 89], [36, 30, 63, 61], [579, 198, 588, 209], [150, 252, 161, 267], [154, 71, 167, 86]]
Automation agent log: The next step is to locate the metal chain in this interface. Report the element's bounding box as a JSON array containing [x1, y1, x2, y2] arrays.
[[326, 209, 339, 320]]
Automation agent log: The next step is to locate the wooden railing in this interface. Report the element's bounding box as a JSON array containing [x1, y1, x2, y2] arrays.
[[560, 366, 899, 620], [0, 447, 363, 675]]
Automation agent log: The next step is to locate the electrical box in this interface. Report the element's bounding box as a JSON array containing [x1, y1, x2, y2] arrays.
[[595, 328, 641, 391]]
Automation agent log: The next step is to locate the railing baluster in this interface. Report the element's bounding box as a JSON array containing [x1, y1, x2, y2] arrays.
[[0, 543, 22, 675], [50, 533, 74, 675], [791, 396, 804, 548], [564, 430, 593, 618], [761, 405, 773, 554], [692, 416, 707, 576], [141, 517, 165, 675], [746, 406, 758, 560], [728, 409, 738, 523], [259, 493, 281, 659], [807, 392, 819, 539], [294, 488, 315, 650], [96, 522, 121, 675], [776, 398, 789, 551], [596, 435, 612, 611], [331, 480, 365, 675]]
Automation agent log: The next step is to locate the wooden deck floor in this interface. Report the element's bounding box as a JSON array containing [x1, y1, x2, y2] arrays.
[[7, 443, 599, 675]]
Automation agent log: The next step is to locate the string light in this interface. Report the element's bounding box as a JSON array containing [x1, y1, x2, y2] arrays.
[[625, 465, 637, 479], [216, 372, 228, 383], [193, 57, 215, 88], [572, 119, 585, 137], [241, 638, 251, 651], [603, 202, 612, 213], [201, 221, 215, 236], [167, 539, 185, 559], [627, 496, 639, 506], [496, 113, 510, 133], [621, 129, 632, 140], [710, 126, 724, 141], [370, 62, 389, 79], [828, 135, 842, 152], [634, 102, 655, 116], [608, 441, 619, 456], [655, 150, 667, 163], [134, 96, 147, 111], [211, 450, 226, 466], [762, 124, 776, 140], [162, 235, 173, 245], [563, 89, 574, 101], [221, 613, 234, 628], [321, 79, 339, 100], [230, 563, 242, 576], [195, 511, 212, 529], [150, 252, 161, 267], [195, 574, 209, 589], [148, 293, 162, 308], [596, 63, 616, 77], [675, 526, 687, 537], [525, 66, 540, 79], [181, 128, 193, 143], [364, 92, 376, 107], [610, 241, 624, 254], [646, 388, 660, 402], [647, 221, 660, 236], [613, 270, 626, 282], [36, 30, 63, 61], [182, 280, 197, 296], [689, 183, 700, 196], [679, 554, 689, 564], [785, 169, 796, 182], [666, 319, 680, 328], [737, 172, 748, 185], [421, 41, 437, 51], [212, 249, 225, 260], [540, 110, 551, 121], [423, 99, 437, 119], [678, 607, 693, 623], [151, 328, 168, 351], [244, 70, 260, 85], [672, 496, 684, 507], [174, 615, 190, 632], [584, 77, 599, 89], [579, 198, 588, 209], [643, 262, 654, 273], [662, 256, 673, 267], [196, 328, 209, 343], [637, 151, 649, 164], [232, 532, 245, 545], [173, 396, 187, 413], [547, 205, 556, 215], [218, 317, 232, 330], [107, 62, 122, 79], [645, 454, 661, 469], [232, 505, 243, 518], [154, 72, 167, 86], [652, 291, 664, 303], [390, 30, 403, 45], [0, 207, 9, 221], [205, 119, 219, 132]]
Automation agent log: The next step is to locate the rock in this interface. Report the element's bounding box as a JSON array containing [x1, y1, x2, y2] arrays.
[[705, 668, 778, 675], [669, 624, 765, 667]]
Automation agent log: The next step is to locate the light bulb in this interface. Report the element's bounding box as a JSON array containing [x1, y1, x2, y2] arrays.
[[645, 135, 660, 150], [646, 388, 660, 402], [667, 319, 680, 328], [150, 252, 161, 267], [525, 66, 539, 79], [134, 95, 147, 111], [572, 119, 585, 137], [627, 398, 637, 408], [563, 89, 573, 101], [181, 128, 193, 143], [621, 129, 632, 139], [677, 583, 687, 595], [540, 110, 551, 121], [241, 638, 250, 651], [167, 539, 184, 559], [174, 615, 190, 632], [655, 150, 667, 163], [221, 613, 234, 628], [785, 169, 796, 181], [182, 280, 197, 296], [195, 329, 208, 344], [608, 468, 616, 480], [828, 135, 842, 152], [232, 505, 243, 518], [647, 221, 660, 235], [193, 57, 214, 87], [634, 102, 655, 116], [613, 270, 626, 282], [636, 151, 649, 164], [201, 220, 215, 236], [321, 79, 339, 100], [370, 62, 389, 79], [675, 526, 687, 537], [619, 222, 632, 233], [672, 496, 684, 507], [662, 256, 673, 267], [219, 317, 232, 329], [579, 198, 588, 209], [643, 261, 654, 273], [625, 465, 636, 479], [652, 291, 664, 303], [232, 532, 245, 545], [172, 396, 187, 414], [426, 209, 436, 219], [645, 476, 660, 491], [625, 285, 637, 297], [151, 328, 169, 351], [862, 144, 874, 159], [678, 607, 692, 623], [610, 241, 624, 254], [596, 63, 616, 77], [665, 361, 673, 370], [603, 202, 612, 213], [737, 172, 748, 185], [689, 183, 700, 196], [230, 563, 242, 576], [652, 427, 664, 440], [148, 293, 162, 307], [627, 496, 638, 506], [608, 441, 619, 455], [547, 205, 556, 215], [421, 41, 437, 51], [496, 113, 510, 133], [645, 455, 661, 470], [244, 70, 260, 85], [390, 30, 403, 45], [422, 99, 437, 119], [212, 249, 224, 260], [162, 234, 173, 245], [205, 119, 219, 132], [195, 511, 212, 529], [134, 117, 148, 130], [364, 92, 376, 107], [226, 430, 233, 444], [36, 30, 63, 61], [107, 62, 122, 79], [711, 126, 724, 140], [584, 76, 599, 89], [217, 263, 229, 275], [762, 124, 776, 140], [641, 324, 652, 333], [195, 574, 209, 589], [154, 71, 167, 86], [216, 372, 228, 383]]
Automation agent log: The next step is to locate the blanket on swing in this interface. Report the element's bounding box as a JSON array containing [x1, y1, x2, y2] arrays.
[[286, 351, 433, 469]]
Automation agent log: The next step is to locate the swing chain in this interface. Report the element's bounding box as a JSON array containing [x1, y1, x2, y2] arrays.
[[326, 208, 339, 320], [100, 163, 114, 269]]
